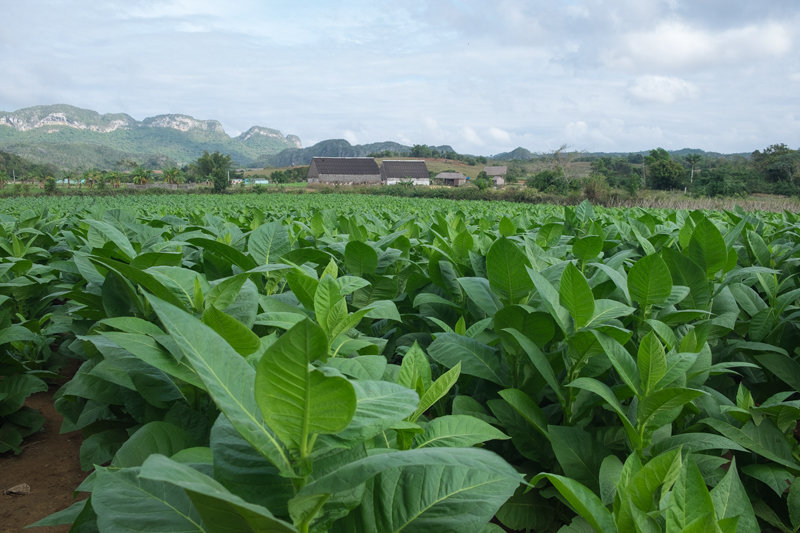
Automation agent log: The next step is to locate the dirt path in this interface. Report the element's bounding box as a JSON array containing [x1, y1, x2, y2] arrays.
[[0, 386, 87, 533]]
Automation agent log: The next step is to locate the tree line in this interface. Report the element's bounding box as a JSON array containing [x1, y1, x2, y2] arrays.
[[516, 144, 800, 198]]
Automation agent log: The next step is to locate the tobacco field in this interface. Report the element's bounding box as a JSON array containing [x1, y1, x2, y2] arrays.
[[2, 192, 800, 532]]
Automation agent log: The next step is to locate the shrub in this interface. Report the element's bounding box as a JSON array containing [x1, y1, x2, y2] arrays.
[[582, 175, 609, 203], [474, 178, 491, 191], [43, 177, 57, 194]]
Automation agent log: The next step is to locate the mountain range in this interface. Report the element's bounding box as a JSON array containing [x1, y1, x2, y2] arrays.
[[0, 104, 302, 170], [0, 104, 753, 171]]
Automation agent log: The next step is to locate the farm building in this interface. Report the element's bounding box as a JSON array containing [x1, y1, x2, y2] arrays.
[[483, 166, 507, 186], [436, 172, 468, 187], [306, 157, 381, 185], [380, 160, 430, 185]]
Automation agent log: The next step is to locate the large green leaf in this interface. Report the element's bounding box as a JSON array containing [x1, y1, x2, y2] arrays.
[[661, 248, 711, 310], [568, 377, 640, 448], [210, 414, 294, 516], [741, 464, 795, 497], [140, 454, 298, 533], [504, 328, 563, 401], [255, 319, 356, 452], [427, 333, 507, 385], [593, 331, 641, 395], [248, 221, 290, 265], [91, 255, 188, 311], [111, 421, 197, 468], [486, 237, 534, 304], [146, 294, 293, 475], [638, 388, 704, 429], [638, 332, 666, 396], [92, 466, 205, 532], [687, 218, 727, 278], [527, 266, 571, 332], [755, 353, 800, 392], [328, 380, 418, 446], [627, 253, 673, 310], [531, 473, 618, 533], [458, 277, 503, 317], [498, 388, 550, 439], [344, 240, 378, 276], [202, 305, 262, 356], [710, 459, 758, 533], [559, 262, 595, 329], [314, 275, 349, 340], [573, 235, 603, 264], [189, 237, 258, 271], [85, 219, 137, 261], [549, 425, 601, 494], [325, 356, 387, 381], [413, 414, 509, 448], [397, 342, 432, 393], [0, 374, 47, 417], [495, 486, 554, 532], [409, 363, 460, 422], [666, 457, 716, 533], [702, 418, 800, 472], [300, 448, 521, 533], [100, 332, 205, 389]]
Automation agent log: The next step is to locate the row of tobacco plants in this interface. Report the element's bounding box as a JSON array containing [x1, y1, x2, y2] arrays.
[[2, 193, 800, 532]]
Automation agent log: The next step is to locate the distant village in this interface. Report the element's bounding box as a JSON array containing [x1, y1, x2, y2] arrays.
[[305, 157, 506, 187]]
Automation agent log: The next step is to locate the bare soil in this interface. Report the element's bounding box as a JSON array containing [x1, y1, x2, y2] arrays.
[[0, 386, 87, 533]]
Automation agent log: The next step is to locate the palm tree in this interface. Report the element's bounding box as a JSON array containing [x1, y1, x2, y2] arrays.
[[79, 171, 91, 189], [0, 171, 7, 189], [106, 171, 122, 188], [163, 167, 185, 185], [685, 154, 702, 184], [132, 167, 152, 185]]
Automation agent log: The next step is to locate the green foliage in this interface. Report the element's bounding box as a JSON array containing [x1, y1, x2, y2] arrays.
[[43, 176, 56, 194], [649, 159, 687, 190], [474, 177, 491, 191], [5, 193, 800, 532], [526, 168, 566, 194]]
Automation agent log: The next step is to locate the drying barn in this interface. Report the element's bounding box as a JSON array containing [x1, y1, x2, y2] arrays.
[[380, 160, 430, 185], [436, 172, 468, 187], [306, 157, 381, 185], [483, 165, 507, 186]]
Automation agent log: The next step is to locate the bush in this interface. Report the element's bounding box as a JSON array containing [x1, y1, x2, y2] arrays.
[[526, 170, 567, 195], [582, 175, 610, 203], [43, 177, 57, 194], [211, 169, 229, 193], [474, 178, 491, 191]]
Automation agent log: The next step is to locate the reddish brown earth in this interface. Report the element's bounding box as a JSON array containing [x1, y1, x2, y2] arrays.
[[0, 385, 87, 533]]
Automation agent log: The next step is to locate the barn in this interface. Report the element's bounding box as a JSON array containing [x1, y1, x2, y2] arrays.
[[306, 157, 381, 185], [436, 172, 468, 187], [380, 160, 430, 185], [483, 165, 507, 186]]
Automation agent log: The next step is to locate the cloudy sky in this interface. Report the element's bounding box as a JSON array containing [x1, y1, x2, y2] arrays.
[[1, 0, 799, 155]]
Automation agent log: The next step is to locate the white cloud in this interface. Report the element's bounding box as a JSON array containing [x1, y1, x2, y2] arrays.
[[343, 130, 359, 145], [461, 126, 485, 147], [564, 121, 589, 138], [486, 127, 511, 144], [1, 1, 800, 155], [609, 21, 794, 72], [627, 76, 699, 104]]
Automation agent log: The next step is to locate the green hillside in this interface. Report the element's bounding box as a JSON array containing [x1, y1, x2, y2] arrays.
[[260, 139, 455, 167], [0, 104, 302, 170]]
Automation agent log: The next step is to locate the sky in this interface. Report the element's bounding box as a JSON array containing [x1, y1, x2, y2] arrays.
[[1, 0, 799, 156]]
